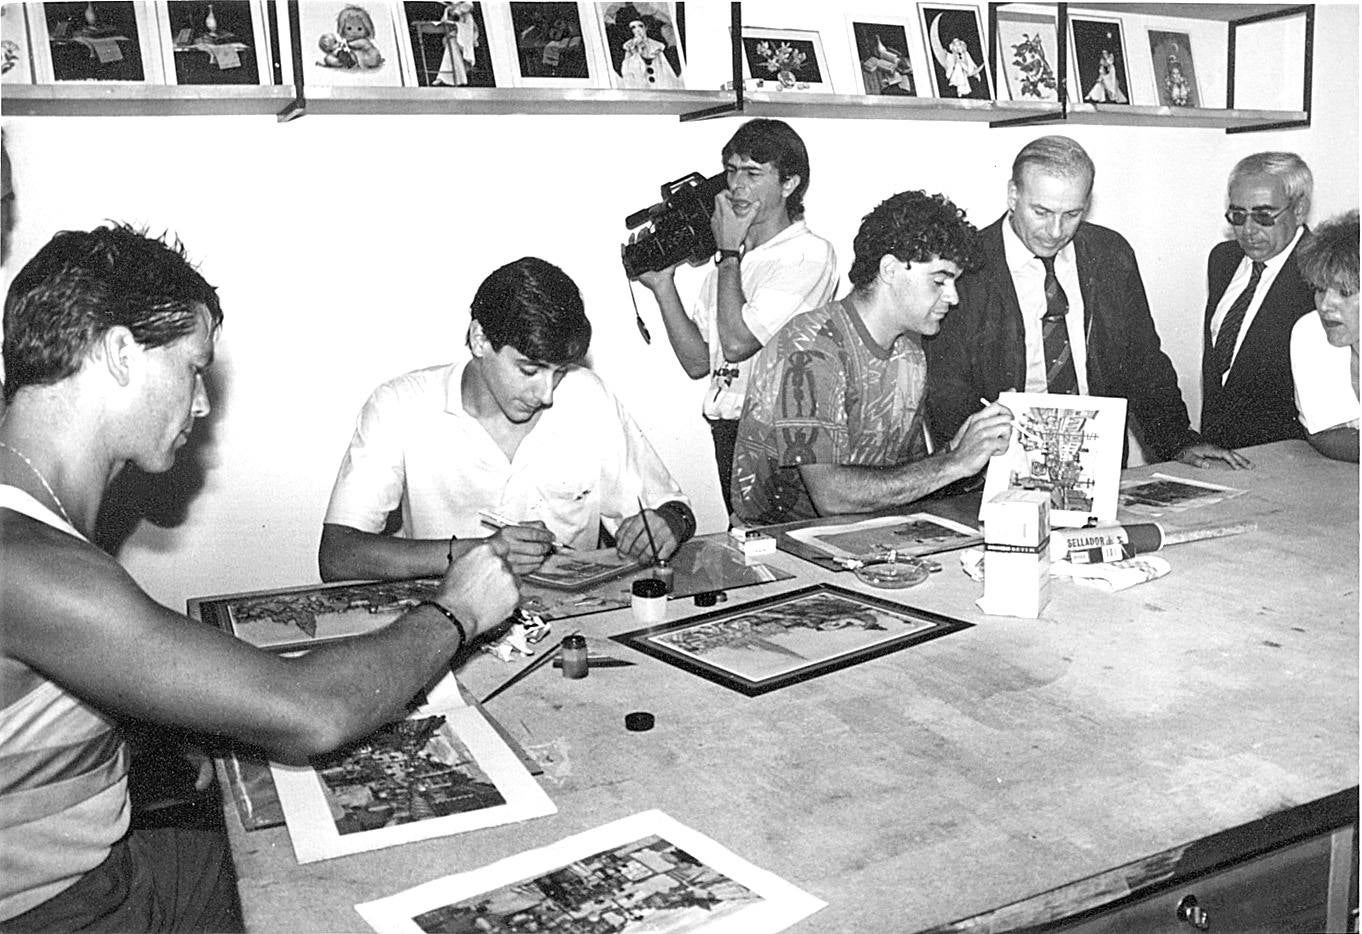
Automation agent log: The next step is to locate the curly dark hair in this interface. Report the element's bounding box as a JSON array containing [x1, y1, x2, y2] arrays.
[[848, 190, 981, 290], [4, 223, 221, 405], [469, 257, 591, 366]]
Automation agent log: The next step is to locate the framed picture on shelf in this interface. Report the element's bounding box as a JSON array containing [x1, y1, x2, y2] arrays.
[[498, 1, 605, 88], [593, 1, 685, 91], [30, 1, 163, 83], [2, 4, 36, 84], [394, 1, 503, 88], [1147, 29, 1200, 108], [1070, 14, 1130, 105], [917, 3, 991, 100], [739, 26, 831, 93], [994, 7, 1060, 102], [296, 0, 404, 88], [612, 582, 972, 696], [152, 1, 270, 85], [846, 18, 916, 97]]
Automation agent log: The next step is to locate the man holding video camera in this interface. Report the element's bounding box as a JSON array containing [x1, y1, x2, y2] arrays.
[[636, 118, 838, 518]]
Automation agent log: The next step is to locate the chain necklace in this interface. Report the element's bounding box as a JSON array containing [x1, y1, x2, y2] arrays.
[[0, 440, 76, 528]]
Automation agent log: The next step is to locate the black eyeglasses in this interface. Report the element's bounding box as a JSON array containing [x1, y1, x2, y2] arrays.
[[1225, 205, 1291, 227]]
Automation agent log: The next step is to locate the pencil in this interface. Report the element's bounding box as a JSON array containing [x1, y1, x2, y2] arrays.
[[637, 496, 661, 565]]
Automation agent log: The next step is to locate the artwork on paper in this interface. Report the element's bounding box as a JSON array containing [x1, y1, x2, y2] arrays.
[[523, 546, 642, 592], [354, 809, 826, 933], [740, 26, 831, 93], [395, 1, 498, 88], [298, 1, 404, 87], [981, 391, 1128, 528], [995, 7, 1059, 102], [504, 1, 602, 87], [32, 1, 160, 82], [786, 513, 981, 563], [1, 3, 36, 84], [1148, 29, 1199, 108], [917, 4, 991, 100], [1070, 15, 1130, 105], [612, 583, 971, 696], [271, 702, 555, 863], [1118, 473, 1246, 516], [595, 1, 685, 91], [848, 19, 916, 96], [154, 1, 269, 85]]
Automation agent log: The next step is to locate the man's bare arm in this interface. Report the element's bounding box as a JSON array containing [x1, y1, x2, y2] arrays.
[[636, 268, 711, 378], [319, 522, 553, 582]]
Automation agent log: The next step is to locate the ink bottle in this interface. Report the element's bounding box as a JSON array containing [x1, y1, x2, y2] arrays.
[[560, 633, 589, 679]]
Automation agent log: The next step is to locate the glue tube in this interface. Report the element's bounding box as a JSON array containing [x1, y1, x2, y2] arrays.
[[1051, 523, 1164, 564]]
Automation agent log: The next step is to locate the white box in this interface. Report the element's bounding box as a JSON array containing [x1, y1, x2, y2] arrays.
[[979, 491, 1051, 618]]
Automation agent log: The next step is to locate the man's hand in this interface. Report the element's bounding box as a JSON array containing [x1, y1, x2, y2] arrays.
[[712, 190, 756, 252], [1175, 442, 1253, 470], [436, 541, 520, 641], [947, 402, 1014, 475], [184, 745, 214, 792], [490, 522, 557, 574], [628, 230, 680, 293], [615, 510, 679, 563]]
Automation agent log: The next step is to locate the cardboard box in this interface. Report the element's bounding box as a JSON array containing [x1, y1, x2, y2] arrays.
[[978, 490, 1051, 618]]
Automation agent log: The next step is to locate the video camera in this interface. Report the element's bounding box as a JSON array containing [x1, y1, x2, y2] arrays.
[[620, 171, 727, 279]]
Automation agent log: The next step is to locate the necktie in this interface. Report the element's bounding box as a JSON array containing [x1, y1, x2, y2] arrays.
[[1212, 261, 1266, 381], [1039, 255, 1078, 395]]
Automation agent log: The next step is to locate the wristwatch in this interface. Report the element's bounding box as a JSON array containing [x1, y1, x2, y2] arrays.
[[714, 248, 742, 266]]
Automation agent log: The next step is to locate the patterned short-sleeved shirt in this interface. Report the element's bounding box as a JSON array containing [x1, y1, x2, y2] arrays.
[[730, 299, 929, 524]]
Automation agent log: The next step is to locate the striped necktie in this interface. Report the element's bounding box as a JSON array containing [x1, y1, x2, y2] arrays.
[[1039, 254, 1078, 394], [1212, 260, 1266, 380]]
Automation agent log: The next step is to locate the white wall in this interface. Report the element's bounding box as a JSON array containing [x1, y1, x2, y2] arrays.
[[2, 4, 1356, 612]]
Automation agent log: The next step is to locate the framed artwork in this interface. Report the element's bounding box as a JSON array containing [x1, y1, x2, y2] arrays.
[[1, 3, 36, 84], [1119, 473, 1246, 516], [394, 1, 502, 88], [297, 1, 405, 88], [847, 18, 916, 97], [995, 7, 1059, 102], [271, 700, 556, 863], [918, 3, 991, 100], [153, 1, 269, 85], [981, 391, 1128, 528], [498, 1, 605, 88], [1070, 15, 1130, 105], [612, 583, 972, 696], [739, 26, 831, 93], [786, 513, 981, 564], [30, 1, 162, 83], [593, 1, 685, 91], [355, 809, 826, 933], [1147, 29, 1200, 108], [522, 546, 642, 591]]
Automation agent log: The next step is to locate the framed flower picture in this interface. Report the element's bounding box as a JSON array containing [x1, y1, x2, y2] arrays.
[[593, 1, 686, 91], [30, 1, 163, 83], [153, 1, 271, 85], [847, 18, 916, 97], [1148, 29, 1200, 108], [739, 26, 831, 93], [1070, 14, 1131, 105], [298, 0, 405, 88], [394, 1, 505, 88], [995, 7, 1060, 102], [917, 3, 991, 100]]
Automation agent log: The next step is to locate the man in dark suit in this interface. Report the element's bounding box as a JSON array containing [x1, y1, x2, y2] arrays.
[[1200, 152, 1315, 449], [925, 135, 1249, 470]]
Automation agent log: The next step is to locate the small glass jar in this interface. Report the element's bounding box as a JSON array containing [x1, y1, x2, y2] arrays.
[[560, 633, 588, 679]]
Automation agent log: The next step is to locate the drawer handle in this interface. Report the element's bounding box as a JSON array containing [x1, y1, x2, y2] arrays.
[[1176, 894, 1210, 930]]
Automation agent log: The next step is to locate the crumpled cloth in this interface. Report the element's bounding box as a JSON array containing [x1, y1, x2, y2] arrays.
[[959, 548, 1172, 593]]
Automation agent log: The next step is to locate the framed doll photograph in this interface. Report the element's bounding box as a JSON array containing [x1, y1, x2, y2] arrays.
[[394, 1, 503, 88], [917, 3, 991, 100], [995, 6, 1060, 102], [298, 1, 405, 88], [594, 1, 685, 91], [31, 1, 163, 83], [499, 1, 606, 88], [1147, 29, 1200, 108], [1070, 14, 1131, 105], [740, 25, 832, 93], [153, 1, 270, 85], [847, 18, 917, 97]]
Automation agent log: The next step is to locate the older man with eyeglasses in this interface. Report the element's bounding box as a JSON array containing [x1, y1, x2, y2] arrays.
[[1199, 152, 1317, 450]]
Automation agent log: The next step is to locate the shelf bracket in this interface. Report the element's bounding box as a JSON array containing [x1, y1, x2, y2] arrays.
[[277, 0, 306, 122], [680, 2, 743, 122]]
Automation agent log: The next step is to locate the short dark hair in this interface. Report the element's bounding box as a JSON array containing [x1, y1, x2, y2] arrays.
[[469, 257, 591, 365], [1011, 135, 1095, 191], [1296, 209, 1359, 295], [3, 224, 221, 405], [848, 191, 981, 290], [721, 118, 810, 221]]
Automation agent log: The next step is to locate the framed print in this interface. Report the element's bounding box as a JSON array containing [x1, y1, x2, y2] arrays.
[[298, 0, 404, 88], [394, 1, 502, 88], [786, 513, 981, 564], [271, 700, 556, 863], [594, 1, 685, 91], [740, 26, 831, 93], [981, 391, 1128, 528], [31, 1, 162, 83], [918, 3, 991, 100], [500, 1, 605, 88], [847, 18, 916, 97], [612, 583, 972, 696], [1, 3, 36, 84], [1070, 15, 1130, 105], [1148, 29, 1200, 107], [355, 809, 826, 933], [1119, 472, 1246, 516], [522, 546, 641, 591], [153, 1, 269, 85], [995, 7, 1059, 102]]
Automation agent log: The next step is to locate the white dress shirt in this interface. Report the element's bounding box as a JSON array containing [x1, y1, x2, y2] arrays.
[[1002, 217, 1090, 394], [1209, 226, 1305, 384]]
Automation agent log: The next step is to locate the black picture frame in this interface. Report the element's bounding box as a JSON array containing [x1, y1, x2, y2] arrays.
[[401, 1, 497, 88], [612, 583, 971, 696], [1070, 15, 1131, 105]]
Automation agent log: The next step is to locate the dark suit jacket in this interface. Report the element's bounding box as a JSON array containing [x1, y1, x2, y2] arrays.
[[925, 215, 1200, 465], [1199, 237, 1313, 448]]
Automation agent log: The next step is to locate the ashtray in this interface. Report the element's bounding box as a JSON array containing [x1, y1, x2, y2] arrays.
[[853, 558, 930, 589]]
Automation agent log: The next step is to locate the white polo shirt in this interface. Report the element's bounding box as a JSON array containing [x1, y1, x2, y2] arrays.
[[324, 361, 688, 550], [1290, 314, 1360, 434]]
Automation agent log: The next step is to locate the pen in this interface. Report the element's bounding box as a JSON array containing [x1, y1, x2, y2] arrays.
[[477, 510, 574, 551]]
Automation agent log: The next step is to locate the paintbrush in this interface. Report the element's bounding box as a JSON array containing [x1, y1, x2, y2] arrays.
[[480, 638, 564, 704], [637, 496, 661, 566]]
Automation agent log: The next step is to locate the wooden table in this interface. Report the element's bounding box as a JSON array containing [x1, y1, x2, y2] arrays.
[[222, 441, 1358, 932]]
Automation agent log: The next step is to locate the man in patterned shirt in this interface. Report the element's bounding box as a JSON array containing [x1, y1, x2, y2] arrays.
[[730, 190, 1014, 525]]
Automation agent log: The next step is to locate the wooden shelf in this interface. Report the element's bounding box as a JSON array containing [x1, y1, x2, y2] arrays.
[[1063, 103, 1309, 129], [735, 92, 1057, 123], [1065, 3, 1304, 22], [289, 86, 733, 117], [1, 83, 294, 116]]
